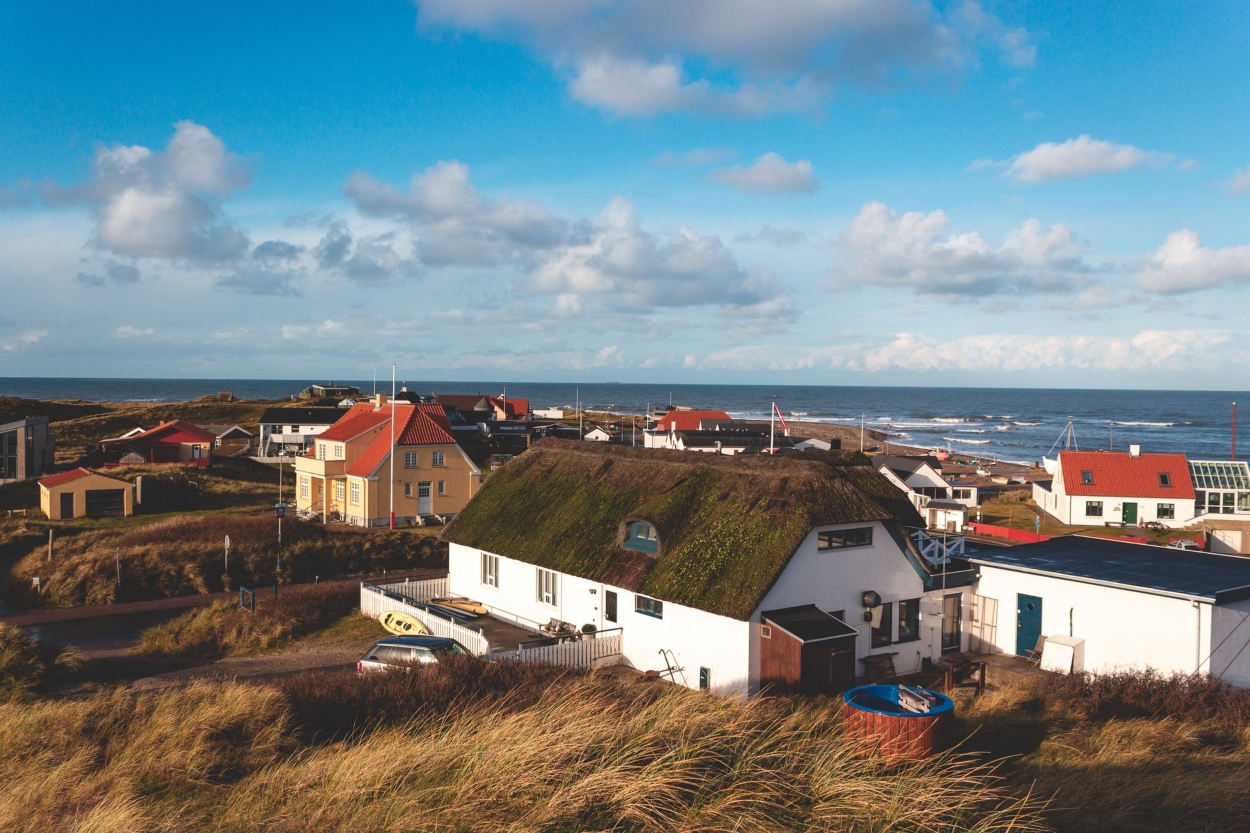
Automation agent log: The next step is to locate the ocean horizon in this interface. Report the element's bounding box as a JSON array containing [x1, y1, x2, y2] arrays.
[[3, 376, 1247, 466]]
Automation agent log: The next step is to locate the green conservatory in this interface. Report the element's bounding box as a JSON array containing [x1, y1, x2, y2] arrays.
[[1189, 461, 1250, 515]]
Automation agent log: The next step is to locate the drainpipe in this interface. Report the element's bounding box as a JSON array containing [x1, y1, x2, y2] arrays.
[[1195, 600, 1203, 674]]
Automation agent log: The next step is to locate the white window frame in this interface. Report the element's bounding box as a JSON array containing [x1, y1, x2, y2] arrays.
[[437, 480, 445, 496], [536, 567, 558, 606], [432, 451, 445, 467], [316, 442, 326, 460], [335, 481, 345, 502], [404, 451, 418, 468], [481, 553, 499, 588], [299, 476, 309, 499], [403, 482, 412, 498], [333, 443, 344, 459], [350, 481, 361, 505]]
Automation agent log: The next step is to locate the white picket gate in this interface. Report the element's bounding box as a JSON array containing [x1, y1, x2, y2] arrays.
[[360, 581, 489, 656], [497, 629, 623, 669]]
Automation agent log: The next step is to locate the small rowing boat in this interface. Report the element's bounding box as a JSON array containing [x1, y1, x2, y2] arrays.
[[430, 597, 489, 616]]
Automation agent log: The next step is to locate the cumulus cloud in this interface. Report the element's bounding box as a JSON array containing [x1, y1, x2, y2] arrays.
[[709, 152, 819, 194], [214, 238, 306, 296], [346, 161, 564, 267], [0, 330, 47, 352], [345, 162, 790, 323], [834, 201, 1089, 297], [995, 135, 1170, 183], [415, 0, 1034, 117], [56, 121, 252, 261], [313, 221, 419, 286], [1137, 230, 1250, 294]]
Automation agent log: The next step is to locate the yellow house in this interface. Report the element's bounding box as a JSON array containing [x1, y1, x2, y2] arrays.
[[294, 395, 481, 527], [39, 468, 134, 519]]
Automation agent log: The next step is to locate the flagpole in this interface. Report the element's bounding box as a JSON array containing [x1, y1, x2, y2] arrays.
[[770, 402, 775, 455], [389, 363, 396, 530]]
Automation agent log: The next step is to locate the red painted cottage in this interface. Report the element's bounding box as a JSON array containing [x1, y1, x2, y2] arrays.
[[98, 420, 217, 467]]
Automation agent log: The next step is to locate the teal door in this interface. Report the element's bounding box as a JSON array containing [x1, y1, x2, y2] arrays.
[[1123, 502, 1138, 525], [1016, 594, 1043, 657]]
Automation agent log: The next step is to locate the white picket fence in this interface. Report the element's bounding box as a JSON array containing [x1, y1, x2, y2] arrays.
[[360, 581, 489, 656], [496, 629, 623, 669], [380, 577, 448, 602]]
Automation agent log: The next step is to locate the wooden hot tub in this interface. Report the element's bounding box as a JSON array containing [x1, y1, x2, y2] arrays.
[[842, 684, 954, 760]]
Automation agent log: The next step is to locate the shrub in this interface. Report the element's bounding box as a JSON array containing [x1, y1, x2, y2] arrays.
[[0, 624, 80, 697], [1020, 668, 1250, 728], [139, 582, 358, 658]]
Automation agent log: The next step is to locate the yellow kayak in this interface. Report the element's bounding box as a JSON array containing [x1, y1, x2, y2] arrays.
[[380, 610, 428, 636], [431, 597, 489, 616]]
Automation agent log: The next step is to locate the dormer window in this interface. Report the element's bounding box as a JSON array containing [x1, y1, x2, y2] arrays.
[[1081, 470, 1094, 486], [1159, 472, 1172, 487], [623, 521, 659, 554]]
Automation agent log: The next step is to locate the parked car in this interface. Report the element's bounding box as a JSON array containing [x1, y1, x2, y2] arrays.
[[1168, 539, 1203, 551], [356, 635, 472, 673]]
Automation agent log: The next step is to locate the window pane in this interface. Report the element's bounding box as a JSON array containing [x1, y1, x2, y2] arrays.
[[898, 599, 920, 642], [871, 602, 893, 648]]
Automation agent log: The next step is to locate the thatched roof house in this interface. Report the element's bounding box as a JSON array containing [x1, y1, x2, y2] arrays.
[[444, 440, 925, 621]]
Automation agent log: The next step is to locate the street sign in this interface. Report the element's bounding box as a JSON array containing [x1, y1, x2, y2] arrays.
[[275, 503, 286, 518]]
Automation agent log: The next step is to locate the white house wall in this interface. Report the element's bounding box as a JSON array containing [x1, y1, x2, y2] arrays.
[[753, 522, 970, 693], [1209, 598, 1250, 687], [448, 542, 751, 697], [974, 565, 1210, 676]]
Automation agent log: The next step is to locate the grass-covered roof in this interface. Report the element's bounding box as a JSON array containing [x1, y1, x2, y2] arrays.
[[443, 440, 924, 620]]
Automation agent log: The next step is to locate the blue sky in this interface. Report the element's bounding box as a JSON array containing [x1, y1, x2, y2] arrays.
[[1, 0, 1248, 387]]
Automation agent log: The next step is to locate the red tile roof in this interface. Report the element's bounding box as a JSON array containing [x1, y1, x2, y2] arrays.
[[654, 410, 732, 432], [316, 404, 389, 442], [490, 396, 529, 420], [1059, 451, 1195, 499], [39, 467, 128, 489], [345, 404, 460, 477], [104, 419, 218, 445]]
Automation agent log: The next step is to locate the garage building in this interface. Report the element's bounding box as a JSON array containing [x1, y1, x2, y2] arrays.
[[39, 468, 134, 519]]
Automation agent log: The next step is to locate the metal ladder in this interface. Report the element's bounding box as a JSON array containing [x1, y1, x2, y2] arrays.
[[657, 649, 687, 686]]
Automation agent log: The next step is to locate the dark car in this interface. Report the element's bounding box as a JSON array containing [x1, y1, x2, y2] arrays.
[[356, 635, 472, 673]]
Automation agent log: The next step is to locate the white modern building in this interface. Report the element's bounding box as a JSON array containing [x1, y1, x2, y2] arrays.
[[872, 454, 968, 532], [968, 536, 1250, 686], [1033, 447, 1196, 529], [257, 407, 343, 456], [444, 441, 975, 698], [1189, 459, 1250, 519]]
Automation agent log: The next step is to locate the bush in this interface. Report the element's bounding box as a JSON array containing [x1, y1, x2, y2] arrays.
[[1020, 668, 1250, 728], [280, 655, 581, 740], [139, 582, 359, 658], [0, 625, 80, 697]]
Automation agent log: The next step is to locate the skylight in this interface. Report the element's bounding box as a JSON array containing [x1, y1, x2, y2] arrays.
[[1081, 470, 1094, 486], [1159, 472, 1172, 487]]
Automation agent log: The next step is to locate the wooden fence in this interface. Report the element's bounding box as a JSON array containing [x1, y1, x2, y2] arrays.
[[359, 581, 489, 656], [491, 629, 623, 669]]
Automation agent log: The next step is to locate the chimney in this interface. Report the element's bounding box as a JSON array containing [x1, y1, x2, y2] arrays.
[[375, 393, 388, 410], [1129, 444, 1141, 458]]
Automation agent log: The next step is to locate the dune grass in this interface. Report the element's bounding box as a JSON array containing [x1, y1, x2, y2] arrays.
[[0, 625, 80, 699], [139, 582, 361, 659], [959, 669, 1250, 832], [4, 513, 444, 609], [0, 662, 1048, 833]]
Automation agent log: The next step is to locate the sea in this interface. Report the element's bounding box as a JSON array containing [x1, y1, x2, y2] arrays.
[[2, 377, 1247, 466]]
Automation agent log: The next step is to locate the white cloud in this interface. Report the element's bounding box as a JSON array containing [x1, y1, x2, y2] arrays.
[[58, 121, 252, 260], [415, 0, 1033, 117], [834, 201, 1089, 297], [76, 261, 141, 288], [215, 238, 306, 296], [999, 135, 1167, 183], [1137, 229, 1250, 294], [709, 152, 819, 194], [733, 225, 810, 246], [313, 221, 420, 286], [0, 330, 47, 352], [114, 325, 154, 338], [698, 329, 1234, 374], [1232, 166, 1250, 196]]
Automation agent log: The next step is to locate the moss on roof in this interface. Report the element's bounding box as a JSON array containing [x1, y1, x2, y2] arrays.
[[443, 440, 924, 620]]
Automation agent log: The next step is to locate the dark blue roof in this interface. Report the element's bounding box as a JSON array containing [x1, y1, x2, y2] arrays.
[[969, 536, 1250, 604]]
